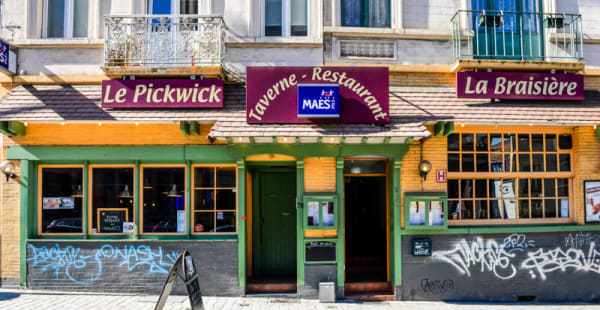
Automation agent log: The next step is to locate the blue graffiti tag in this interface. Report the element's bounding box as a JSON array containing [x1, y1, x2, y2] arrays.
[[26, 244, 179, 285]]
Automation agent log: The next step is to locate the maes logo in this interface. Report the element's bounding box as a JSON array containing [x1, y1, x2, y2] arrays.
[[302, 89, 336, 110], [297, 84, 340, 118]]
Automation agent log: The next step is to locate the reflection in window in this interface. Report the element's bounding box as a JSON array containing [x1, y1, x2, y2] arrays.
[[429, 201, 444, 226], [143, 167, 186, 233], [91, 167, 134, 234], [342, 0, 390, 27], [265, 0, 307, 36], [322, 201, 335, 226], [41, 167, 83, 233], [409, 201, 425, 225], [307, 201, 320, 226]]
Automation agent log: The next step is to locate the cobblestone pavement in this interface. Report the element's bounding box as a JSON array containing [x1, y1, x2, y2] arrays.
[[1, 289, 599, 310]]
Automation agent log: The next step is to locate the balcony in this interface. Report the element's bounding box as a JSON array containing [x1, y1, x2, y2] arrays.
[[103, 15, 225, 77], [451, 10, 584, 72]]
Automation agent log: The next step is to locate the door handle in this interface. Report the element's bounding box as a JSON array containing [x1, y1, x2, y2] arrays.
[[282, 212, 291, 216]]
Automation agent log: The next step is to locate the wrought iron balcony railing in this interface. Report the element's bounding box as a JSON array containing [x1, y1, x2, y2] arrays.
[[451, 10, 583, 62], [104, 15, 224, 68]]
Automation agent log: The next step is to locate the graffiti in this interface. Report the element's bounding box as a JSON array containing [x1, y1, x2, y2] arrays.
[[420, 278, 454, 295], [502, 234, 535, 253], [431, 237, 518, 280], [564, 233, 600, 249], [521, 242, 600, 280], [26, 244, 179, 285]]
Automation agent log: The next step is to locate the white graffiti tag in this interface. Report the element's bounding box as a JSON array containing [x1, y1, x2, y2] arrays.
[[521, 242, 600, 280], [432, 237, 518, 280]]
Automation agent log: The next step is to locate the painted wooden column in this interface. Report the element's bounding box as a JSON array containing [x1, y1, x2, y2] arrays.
[[134, 160, 140, 238], [392, 159, 402, 286], [83, 161, 89, 238], [186, 160, 192, 239], [336, 157, 345, 288], [296, 159, 305, 286], [237, 159, 247, 288], [19, 159, 30, 287]]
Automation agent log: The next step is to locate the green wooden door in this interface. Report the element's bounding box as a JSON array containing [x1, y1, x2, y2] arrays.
[[255, 172, 297, 276]]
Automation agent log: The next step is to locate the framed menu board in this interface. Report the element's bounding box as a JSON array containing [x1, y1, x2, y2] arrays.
[[98, 208, 128, 233]]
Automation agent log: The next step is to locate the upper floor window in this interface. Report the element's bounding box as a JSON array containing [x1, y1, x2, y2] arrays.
[[342, 0, 390, 28], [43, 0, 88, 38], [149, 0, 198, 14], [264, 0, 308, 37]]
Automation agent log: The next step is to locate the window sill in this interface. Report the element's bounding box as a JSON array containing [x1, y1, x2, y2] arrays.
[[448, 218, 574, 226], [324, 26, 452, 40], [226, 36, 322, 47], [12, 38, 104, 48]]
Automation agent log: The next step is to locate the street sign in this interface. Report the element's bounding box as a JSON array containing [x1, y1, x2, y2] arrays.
[[0, 39, 16, 75]]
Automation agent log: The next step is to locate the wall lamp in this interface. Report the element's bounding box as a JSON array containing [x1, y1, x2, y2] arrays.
[[419, 160, 432, 181], [0, 161, 17, 182]]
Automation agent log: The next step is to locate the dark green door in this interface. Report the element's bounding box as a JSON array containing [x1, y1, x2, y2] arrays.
[[254, 172, 296, 276]]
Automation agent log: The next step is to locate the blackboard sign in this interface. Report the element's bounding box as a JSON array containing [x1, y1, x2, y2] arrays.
[[155, 250, 204, 310], [306, 241, 336, 262], [98, 208, 127, 233], [412, 238, 432, 256]]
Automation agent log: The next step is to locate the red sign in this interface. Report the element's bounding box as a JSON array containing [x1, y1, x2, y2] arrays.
[[436, 169, 447, 183], [102, 79, 224, 108], [246, 66, 389, 124]]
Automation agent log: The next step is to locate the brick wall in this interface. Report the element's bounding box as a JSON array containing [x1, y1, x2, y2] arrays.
[[304, 157, 336, 192], [573, 127, 600, 224], [1, 134, 20, 286]]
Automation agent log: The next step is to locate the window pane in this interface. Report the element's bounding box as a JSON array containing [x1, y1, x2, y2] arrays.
[[265, 0, 282, 36], [73, 0, 88, 38], [504, 199, 517, 219], [490, 200, 502, 219], [519, 200, 530, 218], [322, 201, 335, 226], [491, 153, 503, 172], [429, 201, 444, 226], [409, 201, 425, 225], [461, 179, 473, 198], [475, 200, 488, 219], [290, 0, 307, 36], [216, 189, 236, 210], [216, 167, 236, 187], [545, 134, 557, 151], [504, 134, 516, 152], [530, 178, 542, 197], [504, 153, 517, 172], [450, 201, 459, 220], [180, 0, 198, 14], [462, 133, 474, 151], [476, 133, 488, 151], [544, 178, 556, 197], [41, 167, 83, 233], [545, 199, 557, 218], [461, 200, 473, 219], [559, 134, 572, 149], [557, 178, 569, 196], [215, 211, 236, 232], [143, 167, 186, 233], [47, 0, 65, 38], [195, 190, 214, 210], [532, 154, 544, 172], [462, 154, 474, 172], [490, 134, 502, 151], [531, 199, 543, 218], [194, 212, 214, 233], [546, 154, 557, 172], [91, 168, 134, 234], [475, 179, 487, 198], [448, 154, 460, 172], [518, 154, 530, 172], [489, 179, 502, 198], [448, 179, 459, 199], [560, 199, 569, 217], [518, 178, 529, 198], [195, 167, 214, 187], [342, 0, 361, 26], [531, 134, 543, 152], [447, 133, 460, 151], [307, 201, 319, 226], [476, 154, 489, 172], [559, 154, 571, 171], [344, 160, 387, 174], [518, 134, 530, 152], [368, 0, 390, 27]]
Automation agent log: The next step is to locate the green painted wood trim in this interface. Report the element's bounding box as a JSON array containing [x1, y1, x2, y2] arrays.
[[186, 161, 192, 238], [180, 121, 190, 136], [0, 121, 14, 136], [383, 137, 391, 144], [134, 161, 140, 238], [226, 137, 232, 144], [227, 144, 410, 160], [434, 122, 445, 136], [444, 122, 455, 136], [82, 161, 89, 238], [249, 137, 255, 144], [317, 137, 323, 144], [19, 160, 30, 287], [9, 121, 26, 136], [237, 160, 247, 288], [361, 137, 368, 144], [392, 160, 402, 286], [403, 194, 448, 231], [189, 121, 200, 136], [296, 159, 305, 286], [336, 158, 345, 287], [401, 224, 600, 235], [303, 195, 338, 231], [595, 125, 600, 137]]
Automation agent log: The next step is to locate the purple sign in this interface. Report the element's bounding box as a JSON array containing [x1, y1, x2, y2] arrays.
[[246, 66, 389, 123], [456, 71, 584, 101], [102, 79, 224, 108]]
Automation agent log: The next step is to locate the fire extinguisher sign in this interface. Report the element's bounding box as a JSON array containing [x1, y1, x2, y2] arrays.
[[436, 169, 447, 183]]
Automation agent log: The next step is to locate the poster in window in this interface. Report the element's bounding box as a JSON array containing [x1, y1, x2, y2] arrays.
[[177, 210, 186, 232], [560, 199, 569, 218], [98, 209, 127, 233], [585, 181, 600, 223], [123, 221, 134, 233], [429, 201, 444, 226], [409, 201, 425, 225], [307, 201, 319, 226], [42, 197, 75, 210], [322, 202, 335, 226], [499, 180, 517, 219]]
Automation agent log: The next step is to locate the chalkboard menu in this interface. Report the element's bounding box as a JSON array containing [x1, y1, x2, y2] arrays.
[[98, 209, 127, 233], [411, 238, 432, 256], [305, 241, 336, 262]]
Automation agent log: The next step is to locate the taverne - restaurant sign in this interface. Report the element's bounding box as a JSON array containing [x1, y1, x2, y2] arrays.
[[102, 79, 224, 108], [246, 66, 389, 124], [456, 71, 584, 101]]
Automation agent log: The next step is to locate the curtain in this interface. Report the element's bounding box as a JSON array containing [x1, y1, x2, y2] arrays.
[[47, 0, 65, 38], [180, 0, 198, 14], [343, 0, 361, 27], [367, 0, 389, 27]]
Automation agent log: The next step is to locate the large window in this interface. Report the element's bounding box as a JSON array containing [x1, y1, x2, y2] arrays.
[[193, 165, 237, 234], [44, 0, 88, 38], [447, 131, 572, 223], [39, 166, 83, 234], [142, 166, 186, 234], [149, 0, 199, 14], [342, 0, 390, 28], [91, 166, 134, 234], [264, 0, 308, 37]]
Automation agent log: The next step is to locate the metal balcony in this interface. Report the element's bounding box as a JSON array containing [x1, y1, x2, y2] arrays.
[[451, 10, 583, 64], [103, 15, 224, 72]]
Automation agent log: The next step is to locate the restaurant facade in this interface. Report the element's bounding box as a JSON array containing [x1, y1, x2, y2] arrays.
[[1, 0, 600, 303]]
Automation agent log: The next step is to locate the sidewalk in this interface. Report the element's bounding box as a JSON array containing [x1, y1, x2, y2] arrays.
[[0, 289, 599, 310]]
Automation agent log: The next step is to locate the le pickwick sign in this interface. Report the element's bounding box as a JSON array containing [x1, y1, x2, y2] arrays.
[[246, 66, 389, 123], [456, 71, 584, 101], [102, 79, 224, 108]]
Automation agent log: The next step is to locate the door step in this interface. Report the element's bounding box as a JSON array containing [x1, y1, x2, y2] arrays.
[[344, 282, 394, 302], [247, 282, 297, 294], [345, 292, 395, 302]]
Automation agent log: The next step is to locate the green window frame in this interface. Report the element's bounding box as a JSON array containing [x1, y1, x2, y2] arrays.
[[404, 192, 448, 230], [303, 194, 338, 230]]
